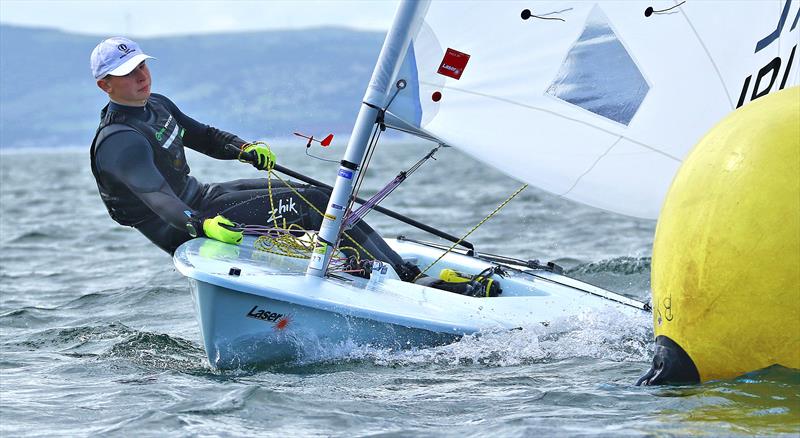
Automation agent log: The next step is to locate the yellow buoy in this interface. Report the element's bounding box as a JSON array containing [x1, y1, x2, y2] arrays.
[[640, 86, 800, 385]]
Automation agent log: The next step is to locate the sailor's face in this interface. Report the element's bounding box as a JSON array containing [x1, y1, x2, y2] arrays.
[[98, 61, 152, 105]]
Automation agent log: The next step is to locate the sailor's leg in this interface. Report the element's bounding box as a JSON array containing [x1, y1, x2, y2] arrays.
[[199, 178, 304, 208], [341, 219, 408, 270], [200, 185, 314, 230]]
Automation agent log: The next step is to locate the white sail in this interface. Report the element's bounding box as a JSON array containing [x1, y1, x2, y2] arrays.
[[385, 1, 800, 219]]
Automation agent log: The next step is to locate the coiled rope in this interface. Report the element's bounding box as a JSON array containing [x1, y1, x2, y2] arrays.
[[236, 142, 376, 271], [244, 142, 526, 279]]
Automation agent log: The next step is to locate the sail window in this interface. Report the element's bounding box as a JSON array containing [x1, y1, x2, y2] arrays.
[[546, 6, 649, 126]]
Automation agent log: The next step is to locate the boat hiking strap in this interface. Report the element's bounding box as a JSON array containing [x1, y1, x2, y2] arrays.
[[413, 184, 529, 281]]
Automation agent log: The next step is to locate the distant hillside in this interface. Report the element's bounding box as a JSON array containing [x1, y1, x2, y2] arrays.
[[0, 25, 384, 148]]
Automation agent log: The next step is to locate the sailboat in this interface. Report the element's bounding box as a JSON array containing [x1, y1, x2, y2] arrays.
[[174, 1, 799, 369]]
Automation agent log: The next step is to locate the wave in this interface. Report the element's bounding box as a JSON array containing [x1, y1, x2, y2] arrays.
[[103, 330, 207, 373], [14, 322, 136, 350], [567, 256, 651, 276], [0, 306, 71, 328], [8, 320, 208, 373], [277, 307, 654, 369]]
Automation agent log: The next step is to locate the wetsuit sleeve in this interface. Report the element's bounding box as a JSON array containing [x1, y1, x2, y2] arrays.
[[157, 95, 247, 160], [95, 131, 197, 231]]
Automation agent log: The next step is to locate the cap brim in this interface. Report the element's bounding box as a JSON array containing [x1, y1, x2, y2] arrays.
[[106, 53, 155, 77]]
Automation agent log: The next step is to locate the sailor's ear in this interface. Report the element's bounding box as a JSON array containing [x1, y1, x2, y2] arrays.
[[96, 78, 112, 93]]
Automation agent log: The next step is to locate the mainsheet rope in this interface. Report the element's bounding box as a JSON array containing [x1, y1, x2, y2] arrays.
[[413, 183, 529, 281]]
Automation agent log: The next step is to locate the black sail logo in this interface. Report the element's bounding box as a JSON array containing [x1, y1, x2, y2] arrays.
[[737, 0, 799, 107]]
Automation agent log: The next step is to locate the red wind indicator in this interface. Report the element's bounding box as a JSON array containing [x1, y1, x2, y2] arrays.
[[294, 132, 334, 148]]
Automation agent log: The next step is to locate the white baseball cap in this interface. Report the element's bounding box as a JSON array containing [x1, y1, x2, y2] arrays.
[[90, 37, 155, 79]]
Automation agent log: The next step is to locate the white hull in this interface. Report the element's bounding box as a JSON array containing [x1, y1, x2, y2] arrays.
[[174, 237, 647, 368]]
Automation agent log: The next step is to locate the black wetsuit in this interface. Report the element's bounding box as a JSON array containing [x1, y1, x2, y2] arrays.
[[89, 94, 412, 278]]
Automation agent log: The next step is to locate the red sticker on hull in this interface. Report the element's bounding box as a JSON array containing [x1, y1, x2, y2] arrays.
[[437, 48, 470, 80], [275, 317, 290, 330]]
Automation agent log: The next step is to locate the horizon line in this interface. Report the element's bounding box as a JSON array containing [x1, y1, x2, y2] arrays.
[[0, 21, 385, 39]]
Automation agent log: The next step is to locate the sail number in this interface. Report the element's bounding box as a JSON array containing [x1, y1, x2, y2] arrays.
[[737, 0, 799, 108]]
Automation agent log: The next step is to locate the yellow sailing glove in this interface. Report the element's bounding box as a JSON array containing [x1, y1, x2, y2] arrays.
[[241, 142, 276, 171], [202, 215, 243, 245]]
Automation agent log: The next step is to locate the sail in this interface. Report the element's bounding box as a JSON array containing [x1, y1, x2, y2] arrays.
[[385, 1, 800, 219]]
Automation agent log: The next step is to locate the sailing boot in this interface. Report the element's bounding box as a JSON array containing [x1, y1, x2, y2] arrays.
[[413, 268, 502, 297], [440, 268, 503, 297], [395, 261, 423, 282]]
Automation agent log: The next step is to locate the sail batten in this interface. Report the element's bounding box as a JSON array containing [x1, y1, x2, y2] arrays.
[[677, 9, 736, 108], [560, 136, 623, 198]]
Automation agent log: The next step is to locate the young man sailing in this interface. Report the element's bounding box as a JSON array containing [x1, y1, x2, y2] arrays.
[[88, 37, 498, 296]]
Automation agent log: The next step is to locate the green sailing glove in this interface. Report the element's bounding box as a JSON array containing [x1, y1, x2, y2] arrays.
[[241, 142, 276, 171], [202, 215, 243, 245]]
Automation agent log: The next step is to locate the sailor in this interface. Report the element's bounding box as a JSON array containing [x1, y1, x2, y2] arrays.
[[88, 36, 499, 297]]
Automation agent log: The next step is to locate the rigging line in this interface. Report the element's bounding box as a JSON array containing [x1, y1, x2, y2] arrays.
[[676, 3, 735, 108], [346, 124, 379, 223], [323, 123, 384, 271], [267, 169, 281, 228], [345, 145, 442, 227], [521, 8, 566, 22], [344, 128, 383, 225], [559, 135, 624, 198], [541, 7, 573, 17], [419, 80, 682, 162], [414, 184, 528, 281], [357, 80, 405, 180], [305, 148, 339, 163], [349, 122, 382, 216], [264, 169, 378, 262], [644, 1, 685, 17]]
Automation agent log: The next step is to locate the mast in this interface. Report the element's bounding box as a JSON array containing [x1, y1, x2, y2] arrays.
[[306, 0, 429, 277]]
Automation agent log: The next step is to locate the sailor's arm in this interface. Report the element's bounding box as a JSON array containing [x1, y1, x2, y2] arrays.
[[158, 95, 275, 169], [95, 133, 198, 231], [158, 95, 246, 160]]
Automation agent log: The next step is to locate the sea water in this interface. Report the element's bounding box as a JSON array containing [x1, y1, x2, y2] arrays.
[[1, 144, 797, 436]]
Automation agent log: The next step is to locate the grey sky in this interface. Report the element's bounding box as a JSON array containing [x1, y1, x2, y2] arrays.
[[0, 0, 399, 36]]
